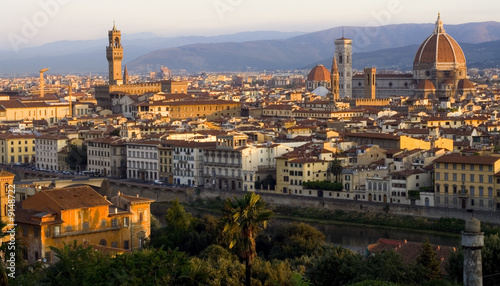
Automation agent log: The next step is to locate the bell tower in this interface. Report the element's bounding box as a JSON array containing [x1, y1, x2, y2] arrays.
[[106, 22, 123, 85]]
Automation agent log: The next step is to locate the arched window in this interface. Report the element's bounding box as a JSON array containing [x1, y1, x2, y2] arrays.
[[367, 181, 372, 190], [99, 239, 107, 246]]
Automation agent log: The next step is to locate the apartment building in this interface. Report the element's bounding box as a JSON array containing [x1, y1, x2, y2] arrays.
[[126, 140, 159, 181], [35, 135, 68, 170], [172, 141, 214, 186], [87, 137, 126, 178], [434, 154, 500, 211], [0, 133, 36, 164]]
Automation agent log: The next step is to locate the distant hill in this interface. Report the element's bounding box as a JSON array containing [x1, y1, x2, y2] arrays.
[[0, 31, 304, 75], [127, 21, 500, 73], [2, 22, 500, 74]]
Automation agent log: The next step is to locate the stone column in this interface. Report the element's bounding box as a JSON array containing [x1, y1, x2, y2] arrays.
[[462, 217, 484, 286]]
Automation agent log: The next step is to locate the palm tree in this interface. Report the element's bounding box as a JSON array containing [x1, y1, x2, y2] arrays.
[[220, 192, 272, 286], [329, 158, 343, 183]]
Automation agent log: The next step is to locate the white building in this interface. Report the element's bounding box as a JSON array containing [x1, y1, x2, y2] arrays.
[[87, 137, 126, 177], [35, 135, 68, 171], [172, 141, 214, 186], [126, 140, 159, 181]]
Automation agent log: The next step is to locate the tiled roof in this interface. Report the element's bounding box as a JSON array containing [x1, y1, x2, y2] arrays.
[[434, 154, 500, 165], [40, 186, 111, 210]]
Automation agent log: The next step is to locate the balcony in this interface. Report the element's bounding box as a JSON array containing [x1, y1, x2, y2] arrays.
[[457, 190, 468, 198]]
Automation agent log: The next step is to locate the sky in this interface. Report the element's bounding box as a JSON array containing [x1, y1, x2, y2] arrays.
[[2, 0, 500, 51]]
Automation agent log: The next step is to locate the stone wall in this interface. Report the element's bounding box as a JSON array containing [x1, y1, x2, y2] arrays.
[[109, 182, 500, 225]]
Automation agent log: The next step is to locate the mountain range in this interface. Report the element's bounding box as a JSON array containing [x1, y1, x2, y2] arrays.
[[2, 21, 500, 75]]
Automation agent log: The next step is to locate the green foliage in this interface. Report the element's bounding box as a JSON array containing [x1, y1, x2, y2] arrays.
[[220, 192, 273, 286], [44, 241, 107, 286], [195, 245, 308, 286], [445, 247, 463, 284], [355, 250, 417, 285], [255, 181, 262, 190], [266, 222, 326, 260], [306, 246, 362, 286], [261, 175, 276, 190], [90, 248, 200, 286], [408, 190, 421, 200], [302, 181, 343, 191], [65, 144, 87, 171], [148, 199, 198, 250], [482, 234, 500, 286], [349, 280, 400, 286], [417, 238, 442, 281], [328, 159, 343, 183]]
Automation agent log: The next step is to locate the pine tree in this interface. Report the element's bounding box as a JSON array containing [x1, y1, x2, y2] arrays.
[[417, 238, 442, 281]]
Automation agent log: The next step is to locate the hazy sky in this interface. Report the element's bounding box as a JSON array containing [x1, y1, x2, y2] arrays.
[[2, 0, 499, 50]]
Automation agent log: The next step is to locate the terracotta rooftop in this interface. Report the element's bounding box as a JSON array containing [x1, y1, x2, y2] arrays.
[[39, 186, 111, 210]]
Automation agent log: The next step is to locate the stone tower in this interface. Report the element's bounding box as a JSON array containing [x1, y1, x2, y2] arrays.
[[462, 217, 484, 286], [335, 37, 353, 99], [330, 55, 340, 101], [364, 67, 376, 99], [106, 22, 123, 85]]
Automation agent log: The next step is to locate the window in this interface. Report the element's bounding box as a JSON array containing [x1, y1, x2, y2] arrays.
[[53, 226, 60, 237], [44, 227, 50, 237], [124, 240, 130, 250], [23, 226, 28, 236], [111, 241, 118, 248], [123, 217, 129, 227], [470, 174, 474, 182]]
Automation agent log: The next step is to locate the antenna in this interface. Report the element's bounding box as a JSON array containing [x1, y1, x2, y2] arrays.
[[342, 27, 344, 38]]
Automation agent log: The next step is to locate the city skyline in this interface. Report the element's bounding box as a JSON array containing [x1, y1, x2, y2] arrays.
[[2, 0, 500, 51]]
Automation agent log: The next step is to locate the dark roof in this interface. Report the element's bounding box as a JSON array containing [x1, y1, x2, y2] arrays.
[[434, 154, 500, 165]]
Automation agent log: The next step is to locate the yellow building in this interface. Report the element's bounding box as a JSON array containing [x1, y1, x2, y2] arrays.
[[159, 141, 174, 184], [434, 154, 500, 211], [399, 135, 453, 151], [163, 100, 241, 120], [0, 100, 70, 124], [0, 133, 36, 164], [276, 156, 329, 195], [16, 185, 153, 263]]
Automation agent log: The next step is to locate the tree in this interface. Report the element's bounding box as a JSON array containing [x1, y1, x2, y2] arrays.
[[44, 241, 105, 286], [148, 199, 198, 250], [306, 245, 362, 286], [482, 234, 500, 286], [328, 159, 343, 183], [267, 222, 326, 260], [417, 238, 442, 282], [356, 250, 417, 285], [220, 192, 273, 286]]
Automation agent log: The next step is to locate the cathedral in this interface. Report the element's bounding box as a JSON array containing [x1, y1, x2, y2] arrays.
[[307, 14, 476, 101]]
